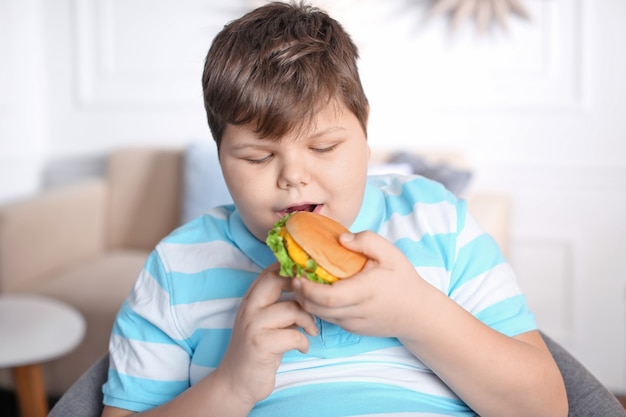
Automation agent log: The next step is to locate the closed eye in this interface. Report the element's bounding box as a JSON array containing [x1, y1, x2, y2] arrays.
[[245, 154, 273, 164], [311, 144, 337, 153]]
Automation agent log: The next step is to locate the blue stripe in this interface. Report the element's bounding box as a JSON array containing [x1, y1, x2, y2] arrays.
[[381, 176, 457, 222], [475, 295, 537, 336], [188, 327, 402, 369], [283, 322, 403, 361], [111, 301, 185, 346], [113, 303, 188, 349], [357, 175, 458, 233], [455, 197, 468, 233], [252, 382, 474, 417], [396, 234, 454, 270], [168, 269, 256, 304], [188, 328, 232, 368], [142, 251, 169, 293], [103, 369, 188, 412], [449, 234, 506, 293]]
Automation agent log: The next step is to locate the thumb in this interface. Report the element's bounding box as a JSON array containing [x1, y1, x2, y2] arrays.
[[338, 230, 384, 261]]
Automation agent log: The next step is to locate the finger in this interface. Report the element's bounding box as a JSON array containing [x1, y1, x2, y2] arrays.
[[262, 300, 318, 337], [266, 328, 311, 355], [292, 276, 359, 311], [338, 230, 388, 262], [244, 266, 294, 309]]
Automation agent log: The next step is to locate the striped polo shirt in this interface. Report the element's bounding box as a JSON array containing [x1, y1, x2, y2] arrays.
[[103, 174, 536, 416]]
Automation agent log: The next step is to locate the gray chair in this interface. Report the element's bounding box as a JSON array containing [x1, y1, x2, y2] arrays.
[[542, 334, 625, 416], [48, 333, 625, 417]]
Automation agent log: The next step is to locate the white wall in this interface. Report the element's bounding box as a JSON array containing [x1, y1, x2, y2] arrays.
[[1, 0, 625, 392], [0, 0, 48, 202]]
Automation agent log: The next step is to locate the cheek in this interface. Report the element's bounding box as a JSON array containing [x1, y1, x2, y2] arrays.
[[331, 154, 368, 189], [222, 164, 253, 202], [223, 163, 274, 206]]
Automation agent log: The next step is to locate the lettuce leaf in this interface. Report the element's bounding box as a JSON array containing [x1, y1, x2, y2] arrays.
[[266, 214, 297, 278], [265, 214, 329, 284]]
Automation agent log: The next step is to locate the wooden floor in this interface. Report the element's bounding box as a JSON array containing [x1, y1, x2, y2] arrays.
[[617, 394, 626, 408]]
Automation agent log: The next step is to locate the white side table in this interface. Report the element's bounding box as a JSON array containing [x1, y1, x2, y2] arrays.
[[0, 294, 86, 417]]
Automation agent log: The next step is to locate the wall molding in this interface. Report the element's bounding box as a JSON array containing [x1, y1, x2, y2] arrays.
[[511, 231, 584, 343], [72, 0, 247, 108]]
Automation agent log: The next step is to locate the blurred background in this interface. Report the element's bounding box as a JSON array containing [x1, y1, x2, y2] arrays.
[[1, 0, 625, 394]]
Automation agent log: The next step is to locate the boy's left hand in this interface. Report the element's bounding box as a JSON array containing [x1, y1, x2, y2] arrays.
[[291, 231, 570, 417], [291, 230, 433, 339]]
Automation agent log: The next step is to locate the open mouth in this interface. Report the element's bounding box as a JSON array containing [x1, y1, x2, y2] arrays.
[[283, 204, 319, 215]]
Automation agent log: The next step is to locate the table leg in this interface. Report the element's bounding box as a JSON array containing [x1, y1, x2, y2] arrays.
[[12, 364, 49, 417]]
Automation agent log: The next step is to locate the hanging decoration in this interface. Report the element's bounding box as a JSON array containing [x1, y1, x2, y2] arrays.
[[426, 0, 532, 34]]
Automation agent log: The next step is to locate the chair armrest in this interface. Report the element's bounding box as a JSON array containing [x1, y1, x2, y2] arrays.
[[0, 180, 108, 292], [541, 332, 626, 416], [47, 353, 108, 417]]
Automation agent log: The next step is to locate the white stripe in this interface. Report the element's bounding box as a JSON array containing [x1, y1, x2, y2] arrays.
[[451, 263, 522, 314], [456, 213, 485, 251], [158, 241, 261, 274], [128, 269, 182, 340], [381, 201, 457, 243], [190, 363, 215, 385], [275, 347, 458, 400], [109, 334, 189, 381], [372, 174, 415, 196], [275, 362, 458, 400], [205, 207, 229, 220], [129, 271, 241, 340], [174, 298, 241, 338], [278, 346, 430, 373], [416, 266, 450, 293]]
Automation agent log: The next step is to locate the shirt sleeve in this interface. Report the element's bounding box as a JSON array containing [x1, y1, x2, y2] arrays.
[[449, 200, 537, 337], [102, 249, 192, 412]]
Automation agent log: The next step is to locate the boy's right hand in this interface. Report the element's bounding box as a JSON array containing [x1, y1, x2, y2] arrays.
[[213, 263, 318, 409]]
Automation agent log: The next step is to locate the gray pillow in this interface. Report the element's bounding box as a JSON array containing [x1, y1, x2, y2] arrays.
[[389, 151, 473, 197], [182, 140, 232, 224]]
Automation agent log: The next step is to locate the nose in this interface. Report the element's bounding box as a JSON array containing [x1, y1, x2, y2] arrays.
[[277, 155, 311, 189]]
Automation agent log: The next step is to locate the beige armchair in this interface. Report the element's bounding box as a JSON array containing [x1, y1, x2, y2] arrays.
[[0, 148, 182, 395]]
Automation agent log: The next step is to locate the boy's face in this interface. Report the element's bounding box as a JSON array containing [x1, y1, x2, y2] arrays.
[[219, 102, 370, 242]]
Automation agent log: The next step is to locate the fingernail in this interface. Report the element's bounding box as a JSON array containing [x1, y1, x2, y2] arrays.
[[340, 232, 354, 242], [292, 277, 302, 289]]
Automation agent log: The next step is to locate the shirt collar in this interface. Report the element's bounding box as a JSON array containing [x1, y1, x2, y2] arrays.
[[229, 210, 277, 270], [349, 178, 387, 233]]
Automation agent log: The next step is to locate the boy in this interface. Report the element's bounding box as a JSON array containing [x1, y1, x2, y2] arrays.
[[101, 2, 567, 416]]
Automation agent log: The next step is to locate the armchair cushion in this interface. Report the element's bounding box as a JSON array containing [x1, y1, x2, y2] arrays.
[[24, 250, 145, 392], [0, 180, 107, 292], [107, 148, 183, 251]]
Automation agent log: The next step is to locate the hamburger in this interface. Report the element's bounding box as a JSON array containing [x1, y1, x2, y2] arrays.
[[266, 211, 368, 284]]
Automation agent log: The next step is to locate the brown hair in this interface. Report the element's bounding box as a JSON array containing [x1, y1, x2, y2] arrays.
[[202, 1, 368, 149]]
